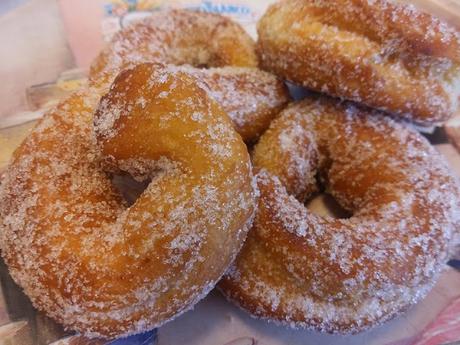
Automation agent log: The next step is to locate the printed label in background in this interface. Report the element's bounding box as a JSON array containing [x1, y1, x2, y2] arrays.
[[173, 0, 276, 37], [101, 0, 276, 39]]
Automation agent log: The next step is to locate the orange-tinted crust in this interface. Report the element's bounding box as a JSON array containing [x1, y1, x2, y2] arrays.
[[257, 0, 460, 124], [0, 67, 256, 338], [220, 96, 460, 333]]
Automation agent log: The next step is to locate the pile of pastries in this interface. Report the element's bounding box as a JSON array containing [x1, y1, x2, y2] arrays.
[[0, 0, 459, 339]]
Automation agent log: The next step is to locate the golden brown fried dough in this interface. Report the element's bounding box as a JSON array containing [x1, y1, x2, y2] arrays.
[[220, 96, 460, 333], [0, 67, 256, 338], [89, 9, 258, 88], [257, 0, 460, 124]]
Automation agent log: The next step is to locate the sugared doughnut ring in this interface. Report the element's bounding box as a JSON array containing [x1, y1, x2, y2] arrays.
[[89, 9, 258, 88], [88, 9, 289, 142], [219, 96, 460, 333], [0, 68, 256, 338], [257, 0, 460, 125], [133, 63, 289, 143]]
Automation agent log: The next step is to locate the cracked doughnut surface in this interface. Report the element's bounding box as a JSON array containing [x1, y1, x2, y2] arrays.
[[219, 96, 460, 333], [0, 67, 256, 338], [257, 0, 460, 124]]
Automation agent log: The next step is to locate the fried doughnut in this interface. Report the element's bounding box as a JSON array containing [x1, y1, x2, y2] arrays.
[[219, 96, 460, 333], [135, 63, 290, 143], [0, 67, 256, 338], [88, 9, 289, 142], [89, 9, 258, 88], [257, 0, 460, 124]]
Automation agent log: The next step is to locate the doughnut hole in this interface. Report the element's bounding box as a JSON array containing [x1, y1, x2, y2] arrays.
[[305, 193, 351, 219], [111, 173, 149, 206]]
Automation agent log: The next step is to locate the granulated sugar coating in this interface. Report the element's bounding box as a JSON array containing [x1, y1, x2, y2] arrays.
[[88, 7, 290, 142], [0, 68, 256, 338], [219, 96, 460, 334], [183, 65, 290, 142], [114, 63, 290, 143], [257, 0, 460, 125], [89, 9, 258, 90]]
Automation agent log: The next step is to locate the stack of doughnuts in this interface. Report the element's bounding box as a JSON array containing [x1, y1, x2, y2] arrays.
[[0, 0, 459, 340]]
